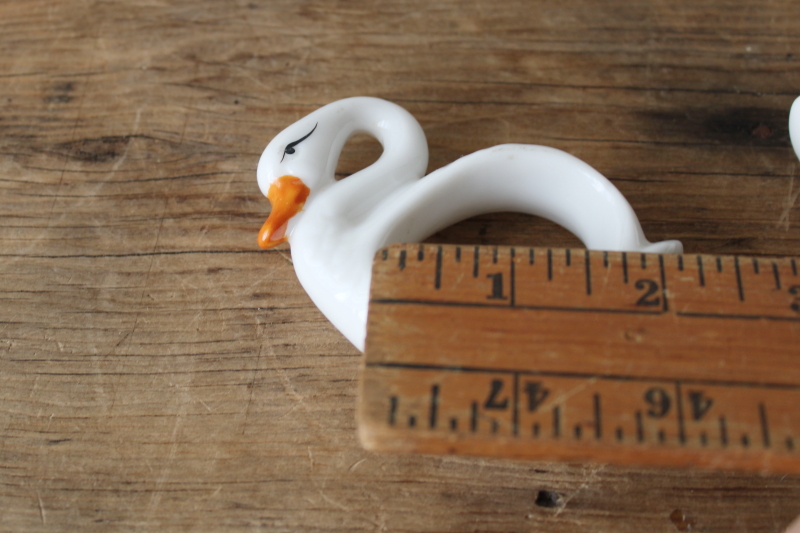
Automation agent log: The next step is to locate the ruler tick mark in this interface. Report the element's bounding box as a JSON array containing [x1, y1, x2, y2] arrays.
[[636, 411, 644, 442], [434, 247, 443, 290], [773, 263, 782, 290], [473, 247, 480, 278], [741, 434, 750, 448], [787, 437, 794, 451], [678, 255, 684, 271], [429, 384, 440, 428], [553, 406, 561, 438], [603, 251, 609, 268], [574, 425, 582, 439], [641, 253, 647, 270], [450, 418, 458, 431], [533, 423, 540, 437], [593, 393, 602, 439], [381, 249, 388, 261], [658, 429, 666, 443], [585, 250, 592, 295], [471, 402, 478, 432], [753, 258, 760, 274], [547, 249, 553, 281], [388, 396, 398, 426], [566, 249, 571, 266], [512, 372, 519, 435], [700, 432, 708, 446], [716, 257, 723, 273], [720, 417, 728, 446], [697, 256, 705, 286], [675, 382, 687, 444], [735, 257, 744, 301], [418, 245, 424, 261], [616, 427, 624, 441], [759, 403, 770, 448], [510, 250, 516, 307], [398, 250, 406, 271], [792, 259, 798, 276], [408, 415, 417, 428], [622, 253, 629, 284], [493, 247, 498, 264], [455, 246, 461, 262], [492, 419, 499, 433], [529, 248, 534, 265]]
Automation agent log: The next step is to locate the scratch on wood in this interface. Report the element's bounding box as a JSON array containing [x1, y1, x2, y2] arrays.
[[277, 250, 293, 266], [549, 377, 598, 409], [146, 407, 184, 519], [777, 171, 799, 230], [317, 489, 351, 512], [36, 492, 45, 524], [104, 108, 141, 180], [553, 464, 606, 517], [348, 458, 367, 472], [242, 344, 263, 434]]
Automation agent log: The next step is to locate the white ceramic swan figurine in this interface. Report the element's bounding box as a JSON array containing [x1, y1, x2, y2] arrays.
[[257, 96, 800, 351]]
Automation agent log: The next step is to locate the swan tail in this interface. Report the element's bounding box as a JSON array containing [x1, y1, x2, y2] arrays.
[[639, 239, 684, 254]]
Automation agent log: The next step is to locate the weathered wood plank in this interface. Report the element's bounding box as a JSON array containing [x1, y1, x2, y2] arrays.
[[2, 0, 800, 531]]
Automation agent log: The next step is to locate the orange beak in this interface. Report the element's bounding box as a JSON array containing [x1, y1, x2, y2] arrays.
[[257, 175, 311, 249]]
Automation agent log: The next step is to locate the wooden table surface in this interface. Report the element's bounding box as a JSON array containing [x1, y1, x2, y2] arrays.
[[2, 1, 799, 531]]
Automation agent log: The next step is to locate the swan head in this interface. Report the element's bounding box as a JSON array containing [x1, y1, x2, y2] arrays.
[[256, 112, 335, 249]]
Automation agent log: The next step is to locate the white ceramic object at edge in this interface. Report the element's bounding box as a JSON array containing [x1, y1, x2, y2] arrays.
[[258, 96, 800, 351]]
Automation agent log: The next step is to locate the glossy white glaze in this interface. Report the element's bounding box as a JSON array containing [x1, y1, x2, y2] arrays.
[[257, 96, 798, 351], [790, 96, 800, 162]]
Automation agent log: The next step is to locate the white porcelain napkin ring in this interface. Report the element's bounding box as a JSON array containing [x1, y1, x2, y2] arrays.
[[256, 96, 800, 351]]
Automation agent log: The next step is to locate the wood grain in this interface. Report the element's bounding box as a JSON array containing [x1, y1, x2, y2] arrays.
[[1, 0, 800, 531]]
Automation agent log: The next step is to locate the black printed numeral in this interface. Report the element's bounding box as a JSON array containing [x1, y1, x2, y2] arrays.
[[789, 285, 800, 312], [524, 382, 550, 412], [635, 279, 661, 307], [644, 387, 671, 418], [486, 273, 507, 300], [484, 379, 509, 410]]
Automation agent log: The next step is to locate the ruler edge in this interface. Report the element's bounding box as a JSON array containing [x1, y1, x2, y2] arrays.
[[358, 243, 800, 474]]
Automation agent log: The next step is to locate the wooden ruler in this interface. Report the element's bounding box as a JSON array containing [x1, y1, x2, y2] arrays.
[[358, 244, 800, 473]]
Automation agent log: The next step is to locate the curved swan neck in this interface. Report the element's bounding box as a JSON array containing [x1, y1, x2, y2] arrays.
[[310, 97, 429, 217]]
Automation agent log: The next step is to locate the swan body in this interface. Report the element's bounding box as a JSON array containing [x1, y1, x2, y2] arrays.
[[257, 96, 800, 351]]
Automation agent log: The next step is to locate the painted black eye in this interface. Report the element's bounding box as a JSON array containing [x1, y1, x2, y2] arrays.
[[281, 123, 317, 162]]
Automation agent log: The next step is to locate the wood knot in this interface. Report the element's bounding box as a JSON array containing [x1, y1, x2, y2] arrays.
[[58, 135, 132, 163], [45, 81, 75, 104], [751, 123, 774, 140], [534, 490, 561, 508], [670, 509, 696, 531]]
